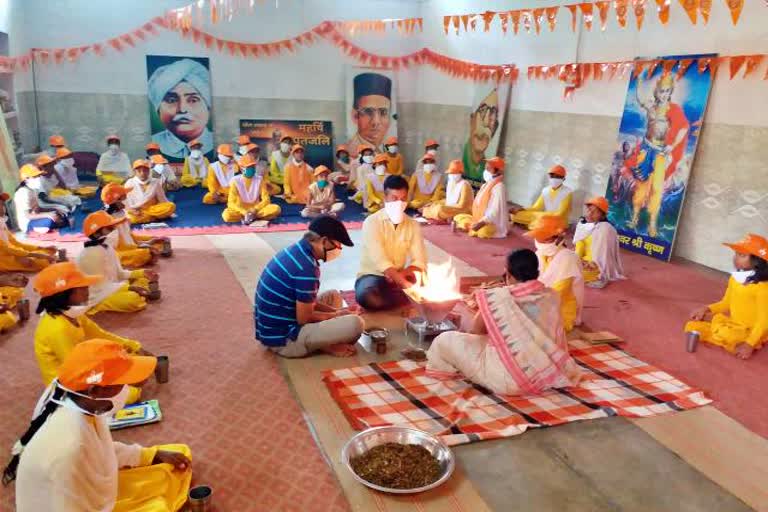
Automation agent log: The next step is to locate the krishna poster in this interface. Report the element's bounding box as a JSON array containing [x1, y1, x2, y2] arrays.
[[605, 54, 715, 262]]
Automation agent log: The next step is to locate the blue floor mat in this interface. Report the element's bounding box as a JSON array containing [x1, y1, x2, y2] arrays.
[[61, 185, 367, 234]]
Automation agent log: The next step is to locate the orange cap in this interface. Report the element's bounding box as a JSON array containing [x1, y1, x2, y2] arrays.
[[57, 339, 157, 392], [33, 261, 103, 298], [55, 147, 73, 159], [217, 144, 234, 157], [245, 143, 260, 153], [149, 154, 169, 165], [49, 135, 66, 147], [35, 154, 57, 167], [335, 144, 349, 155], [145, 142, 160, 152], [384, 136, 398, 146], [525, 214, 568, 243], [20, 164, 44, 179], [585, 196, 609, 214], [447, 160, 464, 175], [0, 192, 10, 202], [485, 156, 506, 172], [549, 165, 567, 178], [101, 183, 132, 205], [237, 154, 257, 168], [83, 210, 127, 238], [421, 153, 436, 163], [374, 153, 389, 165], [236, 135, 250, 145], [424, 139, 439, 148], [357, 143, 374, 154], [291, 144, 305, 154], [187, 139, 202, 149], [106, 134, 120, 143], [314, 165, 331, 177], [132, 159, 150, 170], [724, 234, 768, 262]]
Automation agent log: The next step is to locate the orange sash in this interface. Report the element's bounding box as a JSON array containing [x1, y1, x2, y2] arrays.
[[472, 177, 503, 222], [285, 161, 313, 203]]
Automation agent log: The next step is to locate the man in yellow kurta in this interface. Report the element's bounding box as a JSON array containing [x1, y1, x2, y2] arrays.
[[181, 138, 210, 187], [0, 192, 57, 272], [364, 153, 390, 213], [222, 154, 281, 224], [422, 160, 474, 222], [573, 196, 625, 287], [53, 147, 98, 198], [415, 138, 440, 173], [283, 144, 314, 205], [455, 156, 508, 239], [269, 134, 293, 190], [123, 160, 176, 224], [383, 136, 403, 176], [203, 144, 239, 204], [96, 134, 133, 185], [526, 215, 584, 332], [302, 166, 345, 219], [9, 339, 191, 512], [686, 233, 768, 360], [511, 165, 573, 228], [408, 153, 444, 210]]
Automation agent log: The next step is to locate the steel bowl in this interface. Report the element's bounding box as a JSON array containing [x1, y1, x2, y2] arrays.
[[341, 426, 455, 494]]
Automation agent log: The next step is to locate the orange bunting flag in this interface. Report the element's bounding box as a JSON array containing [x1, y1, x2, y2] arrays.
[[662, 59, 676, 73], [744, 55, 765, 78], [521, 10, 534, 33], [726, 0, 744, 25], [633, 60, 647, 78], [729, 55, 746, 79], [699, 0, 712, 23], [533, 8, 545, 34], [120, 34, 135, 47], [677, 58, 694, 76], [633, 0, 647, 29], [655, 0, 671, 24], [482, 11, 495, 31], [225, 41, 236, 56], [648, 59, 661, 76], [546, 6, 560, 31], [679, 0, 698, 24], [615, 0, 629, 27], [697, 57, 712, 73], [108, 38, 122, 52], [509, 11, 521, 34], [452, 15, 460, 35], [527, 66, 536, 80], [470, 15, 478, 31], [593, 63, 604, 79], [580, 3, 595, 31], [596, 1, 611, 30], [461, 14, 470, 32], [582, 63, 593, 81], [498, 11, 510, 34], [417, 18, 424, 31], [566, 5, 579, 31], [443, 15, 451, 35]]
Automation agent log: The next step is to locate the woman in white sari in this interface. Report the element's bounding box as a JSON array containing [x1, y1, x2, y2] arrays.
[[574, 196, 626, 288]]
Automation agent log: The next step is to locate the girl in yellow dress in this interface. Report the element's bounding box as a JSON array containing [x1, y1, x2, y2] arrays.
[[686, 233, 768, 360]]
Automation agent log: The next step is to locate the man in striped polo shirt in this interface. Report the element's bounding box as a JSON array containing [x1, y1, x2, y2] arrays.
[[254, 216, 364, 357]]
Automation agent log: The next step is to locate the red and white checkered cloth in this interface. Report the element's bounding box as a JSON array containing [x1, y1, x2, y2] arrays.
[[323, 340, 712, 446]]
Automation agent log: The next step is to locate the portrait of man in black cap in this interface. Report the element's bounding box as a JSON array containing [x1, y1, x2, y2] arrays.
[[346, 70, 395, 156]]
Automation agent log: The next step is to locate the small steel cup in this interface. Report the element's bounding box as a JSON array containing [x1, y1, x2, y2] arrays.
[[161, 239, 172, 257], [17, 299, 30, 322], [155, 355, 169, 384], [686, 331, 700, 353], [188, 485, 212, 512], [56, 248, 67, 262]]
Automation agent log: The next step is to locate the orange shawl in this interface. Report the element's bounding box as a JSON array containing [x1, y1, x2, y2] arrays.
[[472, 176, 503, 222]]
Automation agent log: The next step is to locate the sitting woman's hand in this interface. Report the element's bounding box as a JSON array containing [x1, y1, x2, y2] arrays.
[[153, 450, 190, 471]]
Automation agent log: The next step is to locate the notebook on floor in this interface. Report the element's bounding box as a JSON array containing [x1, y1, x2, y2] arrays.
[[109, 400, 162, 430]]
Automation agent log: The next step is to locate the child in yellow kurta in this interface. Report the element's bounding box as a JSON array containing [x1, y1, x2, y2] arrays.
[[351, 144, 375, 203], [181, 139, 210, 188], [686, 234, 768, 360], [383, 136, 403, 176], [423, 160, 474, 221], [32, 262, 150, 403], [203, 144, 239, 204], [511, 165, 573, 227], [408, 153, 445, 210], [77, 211, 158, 315], [222, 154, 281, 224], [246, 143, 281, 195], [0, 272, 27, 332], [101, 184, 171, 269], [53, 147, 98, 198], [123, 160, 176, 224], [365, 154, 390, 213], [0, 193, 57, 272], [269, 135, 293, 190], [331, 144, 352, 186], [283, 144, 314, 204], [7, 339, 192, 512], [301, 166, 345, 218]]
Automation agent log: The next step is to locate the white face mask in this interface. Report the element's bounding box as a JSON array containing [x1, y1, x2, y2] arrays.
[[293, 156, 304, 165], [423, 163, 436, 174], [448, 174, 461, 183], [26, 177, 43, 191], [324, 247, 342, 262], [190, 149, 202, 159], [549, 177, 565, 188], [483, 169, 495, 183], [280, 142, 291, 153], [387, 145, 398, 154], [534, 240, 559, 257], [427, 148, 437, 155], [218, 154, 230, 165], [375, 165, 387, 176], [53, 382, 130, 417], [105, 229, 120, 248], [63, 305, 90, 319], [108, 144, 119, 154], [238, 146, 248, 156], [731, 269, 755, 284], [362, 155, 374, 164], [384, 200, 406, 225], [153, 164, 165, 174]]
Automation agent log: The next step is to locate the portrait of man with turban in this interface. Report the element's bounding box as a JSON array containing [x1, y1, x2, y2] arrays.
[[346, 70, 397, 156], [147, 56, 214, 161]]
